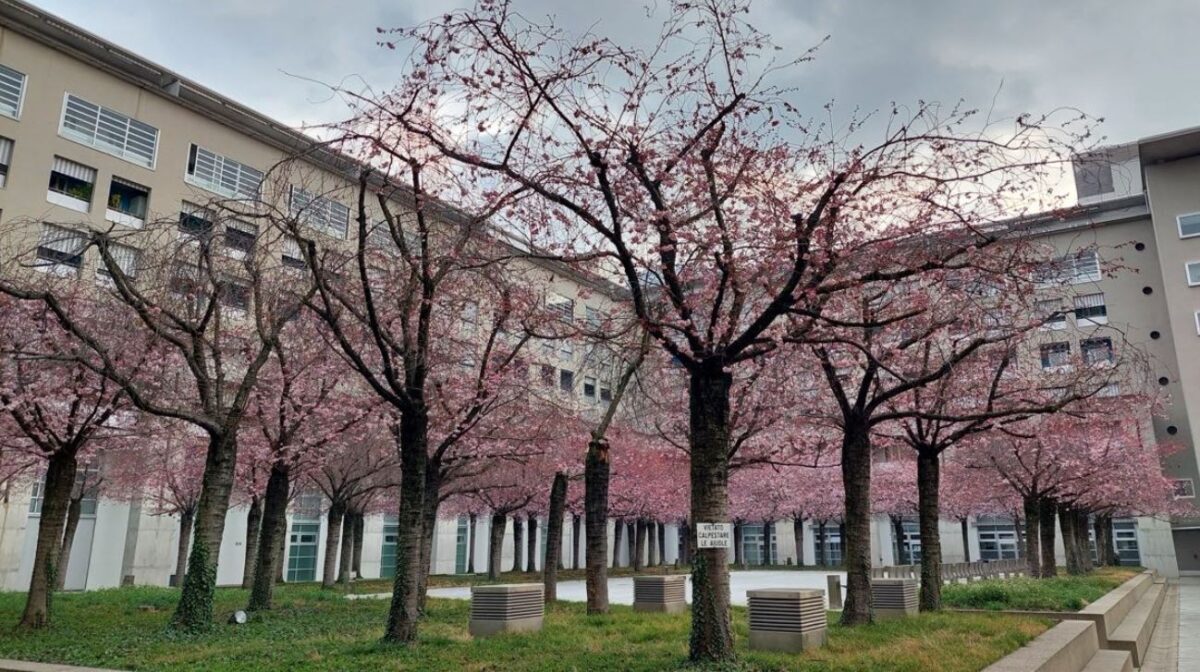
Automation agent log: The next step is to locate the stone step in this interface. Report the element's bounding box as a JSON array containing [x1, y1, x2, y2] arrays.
[[1107, 581, 1165, 668], [1081, 650, 1132, 672]]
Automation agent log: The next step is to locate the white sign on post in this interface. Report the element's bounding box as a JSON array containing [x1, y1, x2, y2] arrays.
[[695, 522, 733, 549]]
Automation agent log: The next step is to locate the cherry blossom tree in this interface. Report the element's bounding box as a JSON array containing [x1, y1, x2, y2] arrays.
[[0, 294, 138, 628]]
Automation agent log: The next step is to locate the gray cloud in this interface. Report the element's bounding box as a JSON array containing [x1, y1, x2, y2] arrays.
[[35, 0, 1200, 144]]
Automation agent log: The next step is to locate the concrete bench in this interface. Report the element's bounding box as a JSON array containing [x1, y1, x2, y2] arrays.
[[1105, 579, 1165, 667], [981, 619, 1132, 672]]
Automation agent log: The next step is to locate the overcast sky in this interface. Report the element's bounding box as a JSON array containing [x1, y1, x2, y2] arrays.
[[33, 0, 1200, 146]]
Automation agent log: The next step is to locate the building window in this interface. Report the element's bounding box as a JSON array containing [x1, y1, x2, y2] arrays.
[[218, 279, 250, 312], [1187, 261, 1200, 287], [548, 294, 575, 322], [185, 144, 262, 200], [1080, 337, 1113, 366], [1039, 341, 1071, 370], [47, 156, 96, 212], [0, 136, 12, 187], [289, 186, 349, 239], [977, 516, 1020, 560], [224, 221, 258, 259], [600, 384, 613, 403], [1037, 299, 1066, 330], [583, 376, 597, 401], [169, 264, 205, 300], [539, 364, 555, 387], [281, 236, 306, 269], [1073, 293, 1107, 325], [1035, 250, 1101, 286], [105, 177, 150, 228], [60, 94, 158, 168], [1179, 213, 1200, 239], [1173, 479, 1196, 499], [36, 224, 87, 276], [585, 305, 604, 329], [1195, 310, 1200, 336], [559, 369, 574, 393], [179, 202, 215, 239], [27, 478, 44, 515], [95, 242, 139, 287], [0, 64, 25, 119], [1097, 382, 1121, 398]]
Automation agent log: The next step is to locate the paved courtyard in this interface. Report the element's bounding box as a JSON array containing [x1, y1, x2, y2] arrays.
[[423, 570, 847, 609]]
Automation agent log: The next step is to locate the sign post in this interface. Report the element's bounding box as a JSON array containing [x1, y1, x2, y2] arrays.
[[695, 522, 733, 549]]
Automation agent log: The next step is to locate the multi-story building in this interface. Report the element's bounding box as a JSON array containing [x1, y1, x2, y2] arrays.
[[0, 0, 1197, 592]]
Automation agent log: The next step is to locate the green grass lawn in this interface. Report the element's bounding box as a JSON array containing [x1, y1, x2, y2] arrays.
[[941, 566, 1140, 612], [0, 581, 1050, 671]]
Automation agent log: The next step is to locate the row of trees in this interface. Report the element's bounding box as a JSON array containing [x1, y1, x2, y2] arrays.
[[0, 1, 1187, 665]]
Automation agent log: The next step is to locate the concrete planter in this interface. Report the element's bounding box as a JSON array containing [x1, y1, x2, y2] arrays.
[[468, 583, 544, 637], [871, 578, 918, 620], [632, 575, 687, 613], [747, 589, 828, 653]]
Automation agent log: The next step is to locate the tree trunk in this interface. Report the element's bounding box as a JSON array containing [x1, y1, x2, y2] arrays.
[[352, 512, 365, 579], [764, 520, 774, 565], [571, 513, 582, 570], [818, 522, 828, 567], [679, 519, 691, 565], [658, 522, 666, 566], [171, 432, 239, 631], [55, 492, 84, 591], [1022, 497, 1040, 578], [18, 449, 77, 629], [611, 517, 623, 569], [627, 520, 636, 567], [338, 510, 355, 585], [467, 513, 478, 574], [794, 517, 804, 567], [544, 471, 567, 602], [916, 451, 943, 611], [526, 514, 538, 573], [241, 495, 262, 589], [646, 521, 657, 566], [382, 411, 429, 644], [247, 462, 290, 611], [732, 522, 743, 567], [416, 467, 441, 611], [633, 518, 645, 572], [488, 512, 505, 580], [961, 518, 971, 563], [322, 501, 346, 589], [1039, 500, 1057, 578], [511, 516, 524, 573], [687, 365, 734, 662], [1059, 504, 1079, 575], [1076, 511, 1094, 573], [840, 420, 874, 626], [893, 516, 908, 566], [173, 507, 196, 592]]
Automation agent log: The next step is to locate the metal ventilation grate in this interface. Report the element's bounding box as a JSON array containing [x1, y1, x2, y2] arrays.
[[747, 589, 825, 634]]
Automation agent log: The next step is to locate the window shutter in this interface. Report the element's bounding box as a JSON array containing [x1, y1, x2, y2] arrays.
[[1073, 293, 1105, 310], [40, 224, 87, 254], [1071, 251, 1101, 282], [61, 94, 158, 167], [99, 243, 139, 277], [187, 144, 262, 199], [111, 175, 147, 191], [282, 236, 302, 259], [0, 64, 24, 117], [0, 137, 12, 165], [52, 156, 96, 183]]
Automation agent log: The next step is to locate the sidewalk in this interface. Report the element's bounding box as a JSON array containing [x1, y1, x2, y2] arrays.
[[1143, 576, 1200, 672]]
